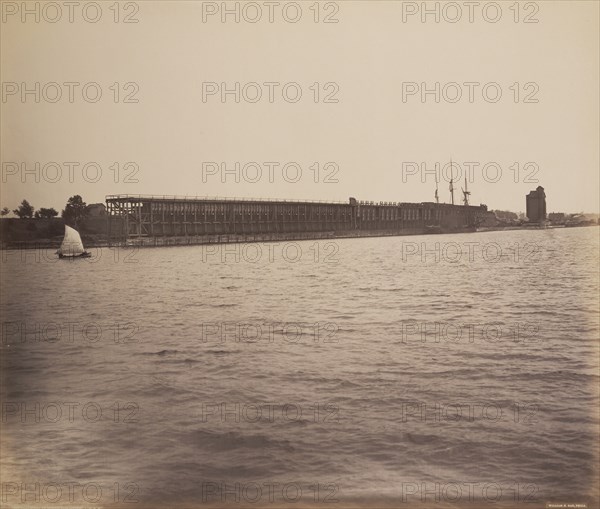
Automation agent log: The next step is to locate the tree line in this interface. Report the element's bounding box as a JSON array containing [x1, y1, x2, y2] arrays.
[[1, 195, 90, 224]]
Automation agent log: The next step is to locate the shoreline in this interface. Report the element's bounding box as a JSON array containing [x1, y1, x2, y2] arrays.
[[1, 223, 596, 251]]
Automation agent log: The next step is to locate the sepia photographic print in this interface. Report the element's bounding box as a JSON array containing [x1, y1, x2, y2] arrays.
[[1, 1, 599, 508]]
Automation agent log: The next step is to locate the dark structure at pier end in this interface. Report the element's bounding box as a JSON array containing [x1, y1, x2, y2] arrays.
[[106, 195, 489, 247], [526, 186, 547, 224]]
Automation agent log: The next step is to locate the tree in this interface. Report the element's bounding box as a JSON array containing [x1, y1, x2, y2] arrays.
[[492, 210, 518, 221], [35, 207, 59, 219], [0, 207, 10, 216], [62, 195, 88, 226], [13, 200, 34, 219]]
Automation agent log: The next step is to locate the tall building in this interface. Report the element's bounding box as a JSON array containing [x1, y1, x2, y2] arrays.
[[526, 186, 546, 223]]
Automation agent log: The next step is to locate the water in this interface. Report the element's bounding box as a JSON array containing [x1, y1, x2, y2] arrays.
[[1, 227, 599, 508]]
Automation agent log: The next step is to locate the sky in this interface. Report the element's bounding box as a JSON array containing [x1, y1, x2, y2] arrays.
[[1, 0, 599, 214]]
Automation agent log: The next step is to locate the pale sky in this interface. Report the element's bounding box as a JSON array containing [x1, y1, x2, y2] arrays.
[[1, 0, 599, 214]]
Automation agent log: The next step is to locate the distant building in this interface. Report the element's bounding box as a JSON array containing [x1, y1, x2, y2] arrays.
[[86, 203, 106, 216], [526, 186, 546, 223]]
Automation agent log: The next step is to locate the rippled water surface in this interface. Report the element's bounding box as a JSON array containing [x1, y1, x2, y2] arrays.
[[1, 227, 599, 508]]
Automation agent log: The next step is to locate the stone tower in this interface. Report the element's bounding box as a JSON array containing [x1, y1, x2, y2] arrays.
[[526, 186, 546, 223]]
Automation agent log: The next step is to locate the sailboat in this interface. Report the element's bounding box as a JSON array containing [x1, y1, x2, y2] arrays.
[[57, 225, 91, 259]]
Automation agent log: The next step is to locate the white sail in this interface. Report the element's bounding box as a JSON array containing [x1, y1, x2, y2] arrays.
[[58, 225, 85, 256]]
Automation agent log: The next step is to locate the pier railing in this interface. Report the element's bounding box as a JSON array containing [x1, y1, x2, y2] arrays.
[[105, 194, 487, 208], [105, 194, 351, 205]]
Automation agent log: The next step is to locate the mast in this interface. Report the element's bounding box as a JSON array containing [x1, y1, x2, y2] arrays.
[[449, 159, 455, 205], [462, 176, 471, 206]]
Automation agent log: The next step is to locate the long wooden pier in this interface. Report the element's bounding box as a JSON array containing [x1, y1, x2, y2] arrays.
[[106, 195, 489, 247]]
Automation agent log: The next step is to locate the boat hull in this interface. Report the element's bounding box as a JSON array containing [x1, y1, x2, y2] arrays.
[[58, 252, 92, 259]]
